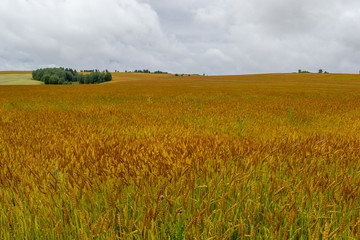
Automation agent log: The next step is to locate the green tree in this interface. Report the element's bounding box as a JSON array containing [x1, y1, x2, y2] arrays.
[[42, 74, 50, 84], [49, 75, 59, 84], [105, 72, 112, 82], [78, 74, 85, 84]]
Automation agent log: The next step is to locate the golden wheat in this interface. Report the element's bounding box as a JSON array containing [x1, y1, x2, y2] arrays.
[[0, 72, 360, 239]]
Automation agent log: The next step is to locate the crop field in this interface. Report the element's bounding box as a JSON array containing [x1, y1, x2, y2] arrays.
[[0, 71, 42, 85], [1, 72, 360, 239]]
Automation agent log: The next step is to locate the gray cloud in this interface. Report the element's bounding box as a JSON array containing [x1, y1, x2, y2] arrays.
[[1, 0, 359, 74]]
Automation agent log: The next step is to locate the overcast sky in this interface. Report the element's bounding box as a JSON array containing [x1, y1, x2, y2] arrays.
[[1, 0, 359, 75]]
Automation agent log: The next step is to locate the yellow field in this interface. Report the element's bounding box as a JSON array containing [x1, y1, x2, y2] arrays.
[[0, 71, 42, 85], [1, 72, 360, 239], [0, 71, 33, 74]]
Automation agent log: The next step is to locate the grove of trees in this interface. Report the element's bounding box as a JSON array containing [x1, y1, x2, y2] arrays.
[[32, 68, 112, 85], [77, 71, 112, 84], [127, 69, 169, 74]]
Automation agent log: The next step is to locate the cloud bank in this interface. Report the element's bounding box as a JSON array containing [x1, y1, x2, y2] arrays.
[[1, 0, 359, 74]]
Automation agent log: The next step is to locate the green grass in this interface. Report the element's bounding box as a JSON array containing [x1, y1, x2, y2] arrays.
[[0, 74, 43, 85]]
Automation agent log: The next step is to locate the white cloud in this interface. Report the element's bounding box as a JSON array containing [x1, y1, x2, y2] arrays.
[[194, 7, 229, 28], [186, 0, 360, 74], [0, 0, 188, 71], [1, 0, 360, 74], [204, 48, 231, 62]]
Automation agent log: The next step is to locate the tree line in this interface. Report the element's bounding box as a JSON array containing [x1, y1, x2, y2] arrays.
[[125, 69, 169, 74], [298, 69, 329, 74], [32, 68, 112, 85]]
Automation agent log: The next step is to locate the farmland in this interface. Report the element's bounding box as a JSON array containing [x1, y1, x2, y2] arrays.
[[0, 71, 42, 85], [1, 72, 360, 239]]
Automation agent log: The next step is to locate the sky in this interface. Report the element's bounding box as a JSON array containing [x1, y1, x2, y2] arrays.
[[0, 0, 359, 75]]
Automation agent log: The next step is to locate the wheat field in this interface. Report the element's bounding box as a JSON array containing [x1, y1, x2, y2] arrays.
[[1, 72, 360, 239]]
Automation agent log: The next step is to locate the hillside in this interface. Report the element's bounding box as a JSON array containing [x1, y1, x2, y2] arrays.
[[2, 71, 360, 87], [0, 71, 42, 85]]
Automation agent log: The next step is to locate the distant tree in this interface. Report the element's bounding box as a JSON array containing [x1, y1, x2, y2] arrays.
[[33, 67, 115, 85], [104, 72, 112, 82], [84, 75, 91, 84], [65, 71, 73, 82], [154, 70, 169, 74], [33, 67, 79, 84], [318, 69, 323, 73], [298, 69, 310, 73], [78, 74, 84, 84], [49, 75, 59, 84], [42, 74, 50, 84]]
